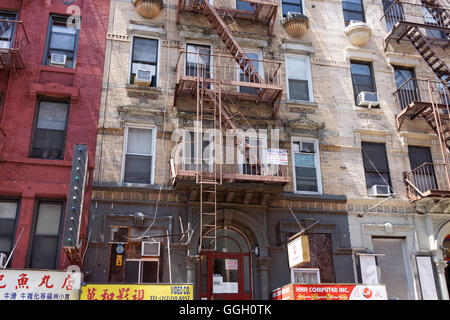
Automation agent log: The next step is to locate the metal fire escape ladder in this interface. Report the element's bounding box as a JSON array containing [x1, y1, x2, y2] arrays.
[[406, 27, 450, 83], [420, 0, 450, 30], [192, 0, 264, 87]]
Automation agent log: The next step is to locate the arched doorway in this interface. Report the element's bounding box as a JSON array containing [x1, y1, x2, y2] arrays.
[[199, 227, 252, 300]]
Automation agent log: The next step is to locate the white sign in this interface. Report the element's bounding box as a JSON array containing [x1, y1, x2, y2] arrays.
[[287, 236, 310, 268], [267, 149, 288, 165], [359, 255, 379, 284], [225, 259, 238, 270], [0, 269, 82, 300], [213, 282, 238, 294]]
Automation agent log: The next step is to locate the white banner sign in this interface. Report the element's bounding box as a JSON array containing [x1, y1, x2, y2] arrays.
[[416, 256, 438, 300], [0, 269, 81, 300], [225, 259, 238, 270], [267, 149, 288, 165]]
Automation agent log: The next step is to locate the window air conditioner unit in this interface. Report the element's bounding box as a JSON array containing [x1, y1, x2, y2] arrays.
[[109, 226, 129, 244], [368, 184, 392, 197], [0, 252, 7, 268], [141, 241, 160, 257], [357, 91, 379, 108], [135, 69, 153, 86], [50, 53, 67, 66]]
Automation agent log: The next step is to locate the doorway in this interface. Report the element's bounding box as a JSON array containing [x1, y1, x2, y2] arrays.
[[199, 227, 252, 300]]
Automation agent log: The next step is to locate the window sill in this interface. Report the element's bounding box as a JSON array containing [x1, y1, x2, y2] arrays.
[[40, 65, 76, 74], [286, 100, 317, 108], [125, 84, 161, 100], [353, 105, 383, 113]]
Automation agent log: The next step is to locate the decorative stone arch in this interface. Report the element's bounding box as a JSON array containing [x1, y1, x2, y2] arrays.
[[186, 207, 273, 299], [436, 220, 450, 258], [188, 208, 270, 257]]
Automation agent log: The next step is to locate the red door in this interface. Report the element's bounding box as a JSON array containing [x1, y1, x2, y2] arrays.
[[200, 252, 252, 300]]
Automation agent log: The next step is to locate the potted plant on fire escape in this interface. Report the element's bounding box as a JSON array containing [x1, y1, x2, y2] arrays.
[[282, 12, 310, 38], [133, 0, 164, 19]]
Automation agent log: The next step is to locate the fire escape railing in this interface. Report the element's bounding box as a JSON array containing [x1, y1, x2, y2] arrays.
[[405, 162, 450, 200], [0, 19, 29, 78]]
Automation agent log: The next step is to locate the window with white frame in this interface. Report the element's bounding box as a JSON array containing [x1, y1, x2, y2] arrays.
[[286, 55, 313, 102], [130, 37, 158, 87], [291, 268, 320, 284], [123, 127, 155, 184], [292, 139, 321, 193], [0, 200, 18, 267], [181, 131, 213, 172]]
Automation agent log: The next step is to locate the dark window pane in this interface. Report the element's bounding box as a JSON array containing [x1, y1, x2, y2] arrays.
[[289, 79, 310, 100], [362, 142, 391, 188], [0, 12, 17, 48], [133, 38, 158, 63], [124, 155, 152, 184], [0, 219, 15, 239], [236, 0, 255, 11], [50, 32, 76, 51], [408, 146, 433, 170], [142, 261, 158, 283], [351, 62, 375, 102], [296, 178, 318, 192], [296, 166, 317, 179], [282, 4, 303, 16], [343, 11, 365, 23], [125, 261, 140, 283], [29, 236, 59, 269]]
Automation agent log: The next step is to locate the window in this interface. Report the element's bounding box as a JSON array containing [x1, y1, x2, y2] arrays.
[[393, 66, 418, 110], [292, 139, 321, 193], [239, 51, 261, 95], [361, 142, 392, 190], [286, 55, 312, 101], [44, 16, 80, 68], [408, 146, 437, 192], [30, 100, 69, 160], [236, 0, 255, 12], [291, 268, 320, 284], [0, 200, 18, 267], [125, 259, 159, 283], [422, 7, 446, 40], [239, 135, 266, 175], [130, 37, 158, 87], [282, 0, 303, 17], [29, 201, 64, 269], [123, 127, 155, 184], [342, 0, 365, 26], [350, 61, 376, 105], [181, 131, 213, 172], [186, 43, 211, 78], [0, 11, 17, 49]]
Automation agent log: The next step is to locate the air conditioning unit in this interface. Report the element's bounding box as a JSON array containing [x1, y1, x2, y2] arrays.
[[50, 53, 67, 67], [109, 226, 129, 244], [357, 91, 379, 108], [368, 184, 392, 197], [0, 253, 7, 268], [141, 241, 160, 257], [135, 68, 154, 86]]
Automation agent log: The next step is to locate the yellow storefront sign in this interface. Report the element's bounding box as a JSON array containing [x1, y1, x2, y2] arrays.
[[80, 284, 193, 300]]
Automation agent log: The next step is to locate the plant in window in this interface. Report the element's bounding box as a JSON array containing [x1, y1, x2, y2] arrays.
[[133, 0, 164, 19]]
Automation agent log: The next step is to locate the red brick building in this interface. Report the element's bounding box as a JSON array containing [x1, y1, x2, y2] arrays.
[[0, 0, 109, 270]]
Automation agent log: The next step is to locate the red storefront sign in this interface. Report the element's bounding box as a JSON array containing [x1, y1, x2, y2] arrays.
[[272, 284, 388, 300]]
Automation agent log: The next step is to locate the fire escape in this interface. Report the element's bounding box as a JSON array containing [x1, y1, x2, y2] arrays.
[[381, 0, 450, 202], [171, 0, 289, 251], [0, 18, 29, 155]]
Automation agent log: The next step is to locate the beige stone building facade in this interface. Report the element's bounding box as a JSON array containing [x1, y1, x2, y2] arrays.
[[83, 0, 450, 300]]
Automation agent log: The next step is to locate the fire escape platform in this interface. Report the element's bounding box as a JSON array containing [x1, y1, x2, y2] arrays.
[[385, 21, 450, 49], [178, 0, 278, 35]]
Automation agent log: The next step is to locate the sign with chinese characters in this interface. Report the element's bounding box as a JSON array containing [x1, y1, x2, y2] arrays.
[[80, 284, 194, 300], [287, 235, 310, 268], [272, 284, 388, 300], [267, 149, 288, 165], [0, 269, 82, 300]]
